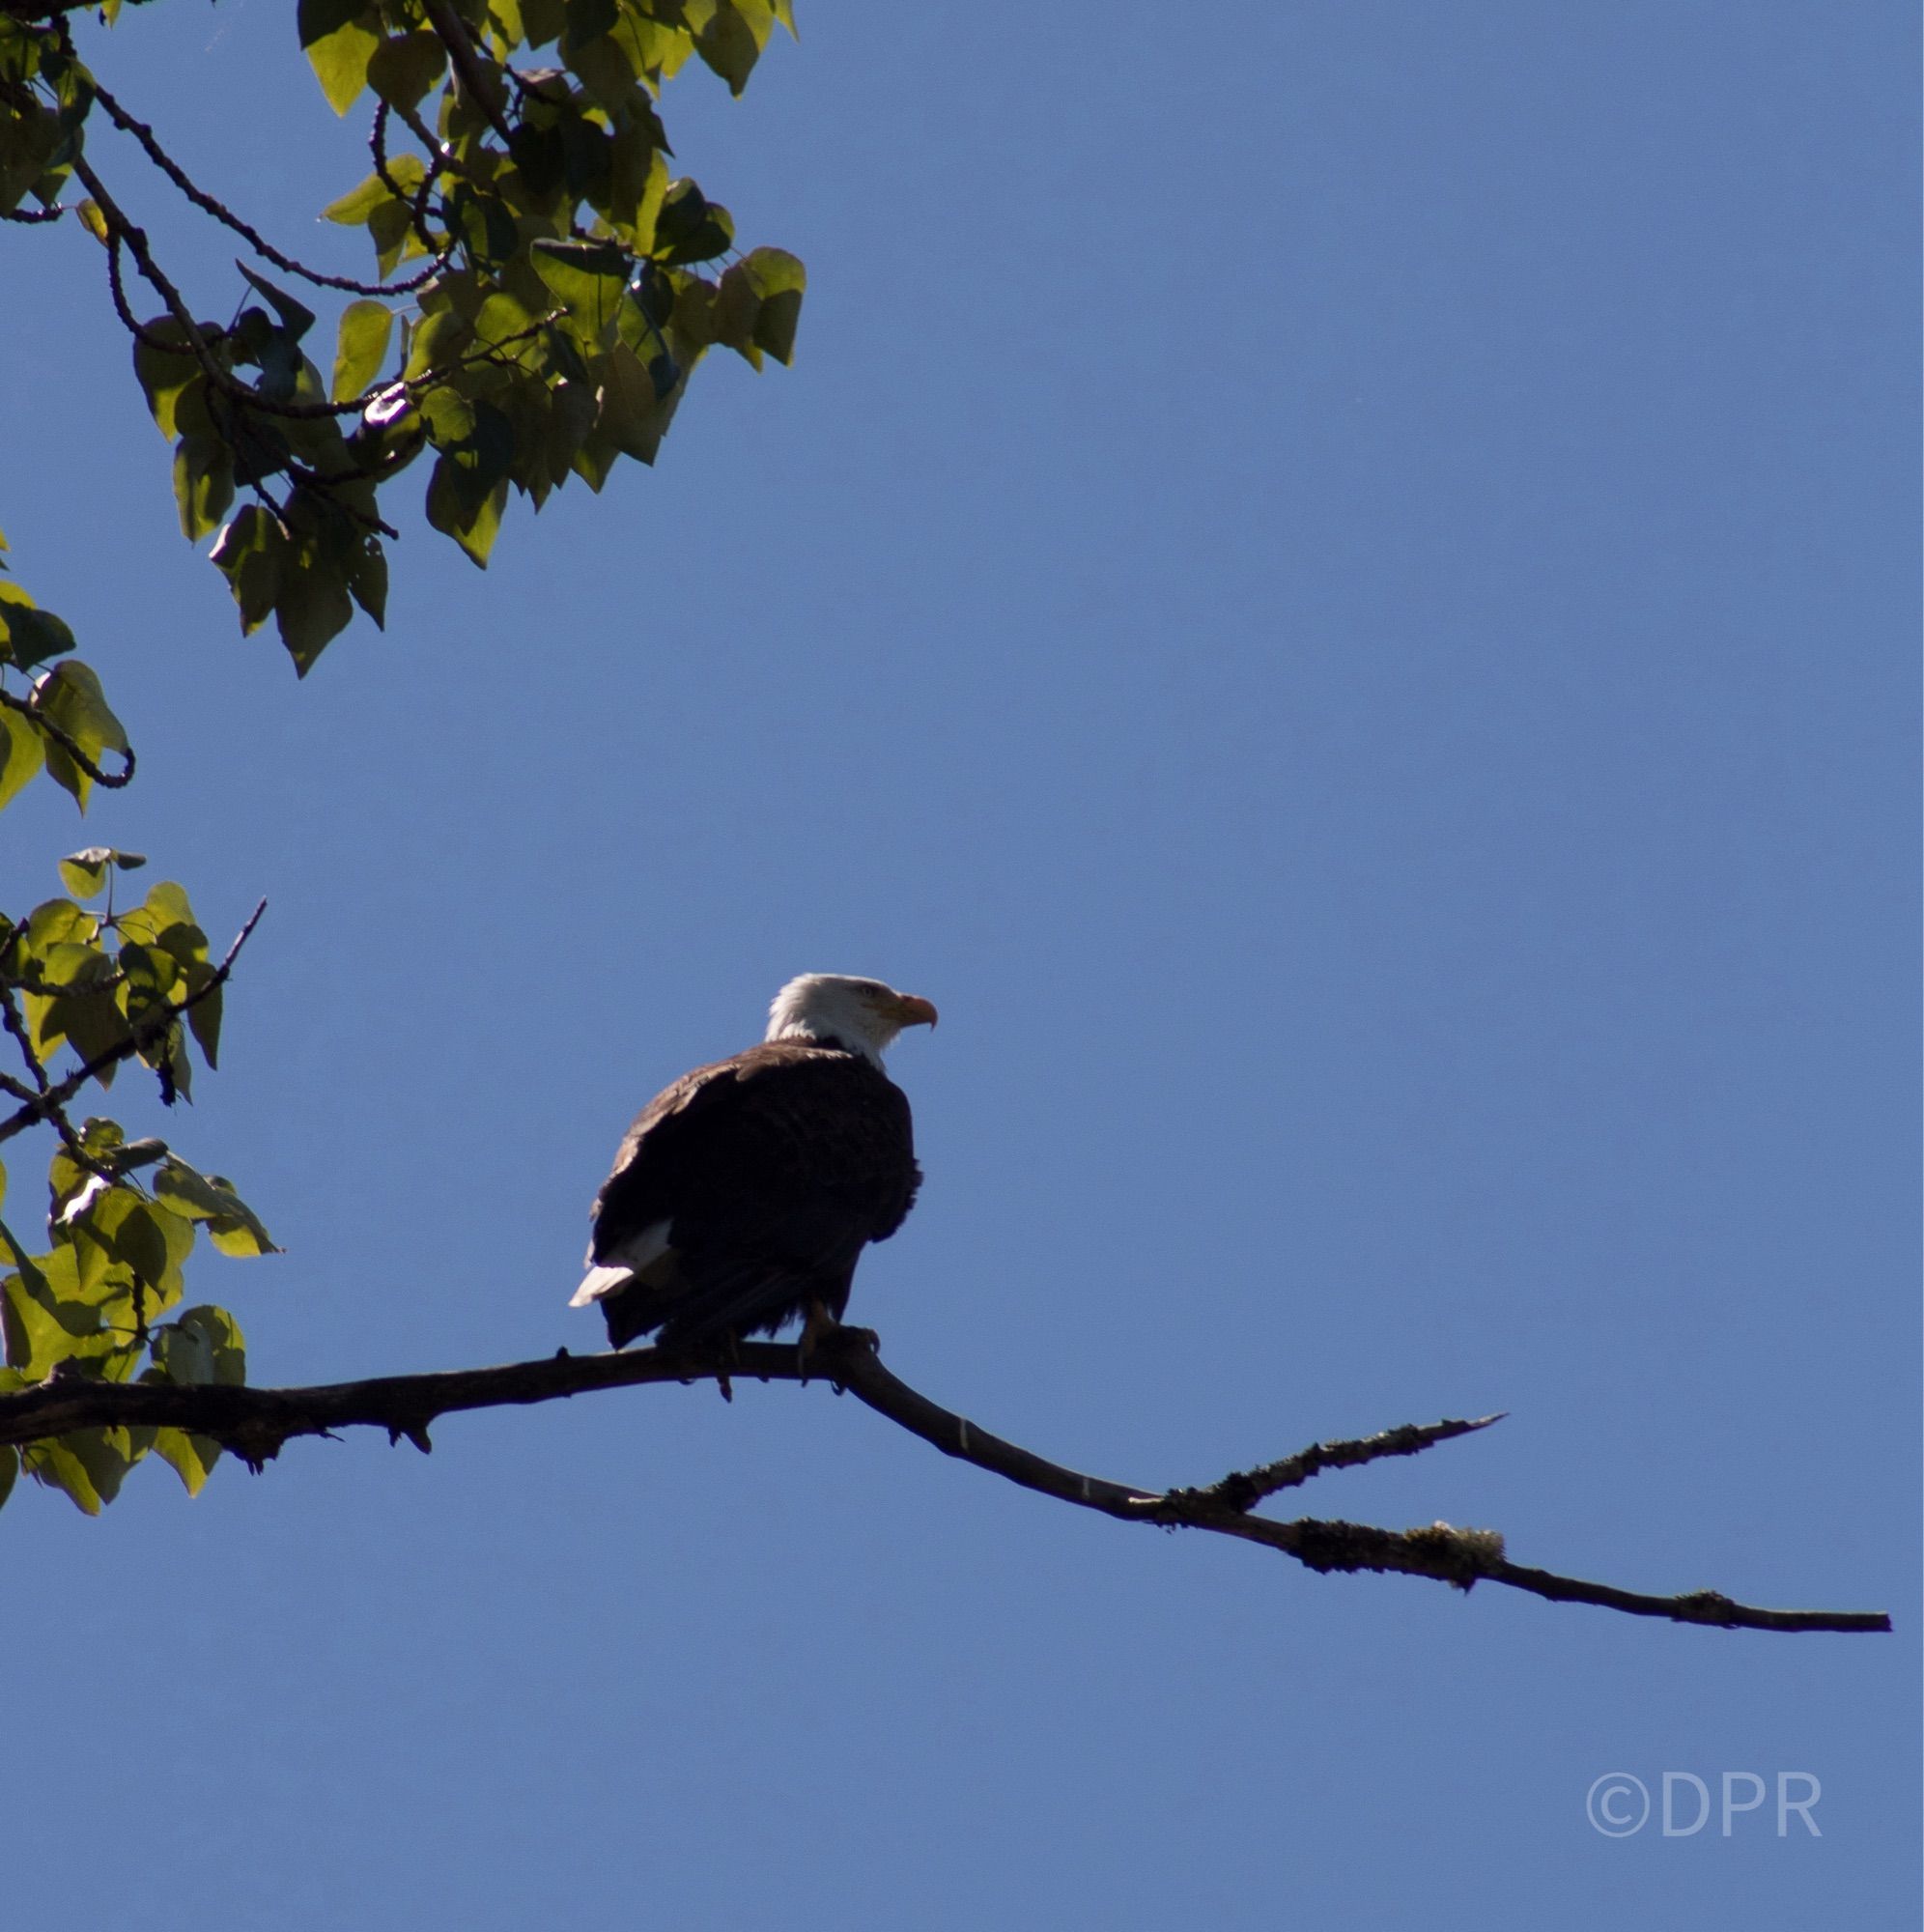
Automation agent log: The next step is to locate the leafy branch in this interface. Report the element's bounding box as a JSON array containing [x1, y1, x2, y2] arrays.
[[0, 1328, 1888, 1634], [0, 896, 265, 1146], [3, 0, 810, 673]]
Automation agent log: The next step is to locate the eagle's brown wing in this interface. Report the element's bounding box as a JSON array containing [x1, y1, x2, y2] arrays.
[[586, 1041, 920, 1347]]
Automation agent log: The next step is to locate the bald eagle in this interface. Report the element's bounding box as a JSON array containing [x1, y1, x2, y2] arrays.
[[571, 975, 937, 1350]]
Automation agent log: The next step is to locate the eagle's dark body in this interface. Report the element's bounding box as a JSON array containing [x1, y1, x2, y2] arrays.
[[583, 1038, 921, 1349]]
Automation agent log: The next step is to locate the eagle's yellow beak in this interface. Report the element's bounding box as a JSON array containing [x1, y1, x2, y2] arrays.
[[890, 993, 939, 1030]]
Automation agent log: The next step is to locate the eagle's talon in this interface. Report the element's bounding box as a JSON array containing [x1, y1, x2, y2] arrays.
[[797, 1298, 840, 1384]]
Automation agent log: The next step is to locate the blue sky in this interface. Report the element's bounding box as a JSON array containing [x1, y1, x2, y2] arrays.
[[1, 3, 1916, 1926]]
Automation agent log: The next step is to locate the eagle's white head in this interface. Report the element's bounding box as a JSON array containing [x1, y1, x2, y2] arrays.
[[766, 974, 939, 1066]]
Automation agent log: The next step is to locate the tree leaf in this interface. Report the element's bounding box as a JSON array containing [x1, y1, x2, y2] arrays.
[[32, 661, 128, 811], [184, 975, 223, 1070], [0, 705, 44, 810], [345, 536, 388, 628], [157, 1305, 247, 1384], [152, 1159, 276, 1256], [654, 178, 734, 265], [529, 237, 631, 345], [323, 162, 421, 227], [273, 550, 354, 675], [695, 2, 766, 96], [426, 458, 508, 568], [0, 579, 79, 672], [596, 343, 678, 464], [58, 846, 114, 897], [330, 298, 395, 402], [300, 0, 382, 116], [741, 244, 806, 363], [172, 435, 236, 542], [210, 505, 289, 636], [236, 264, 318, 344], [366, 31, 446, 110], [149, 1426, 220, 1496]]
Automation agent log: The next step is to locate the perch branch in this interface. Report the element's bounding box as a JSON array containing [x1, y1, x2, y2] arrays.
[[0, 1328, 1887, 1634]]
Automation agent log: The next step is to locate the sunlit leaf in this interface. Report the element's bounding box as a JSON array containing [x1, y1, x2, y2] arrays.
[[300, 0, 382, 115], [58, 845, 114, 897], [331, 298, 395, 402], [0, 704, 44, 810]]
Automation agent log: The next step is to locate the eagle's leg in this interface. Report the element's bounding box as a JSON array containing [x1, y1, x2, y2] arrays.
[[797, 1297, 840, 1384]]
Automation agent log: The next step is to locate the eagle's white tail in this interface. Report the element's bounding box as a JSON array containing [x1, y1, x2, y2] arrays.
[[570, 1264, 635, 1307]]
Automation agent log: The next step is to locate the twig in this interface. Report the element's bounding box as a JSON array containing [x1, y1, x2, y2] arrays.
[[0, 899, 266, 1145], [0, 683, 136, 788], [421, 0, 517, 147], [0, 1328, 1888, 1634], [0, 981, 50, 1091], [1174, 1412, 1510, 1511], [89, 79, 421, 298], [68, 150, 230, 398], [370, 99, 452, 262]]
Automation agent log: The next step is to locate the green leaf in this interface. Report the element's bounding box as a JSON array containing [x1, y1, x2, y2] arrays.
[[566, 32, 638, 112], [50, 983, 133, 1077], [596, 344, 679, 464], [2, 1238, 106, 1377], [529, 237, 631, 344], [152, 1158, 276, 1257], [0, 580, 79, 673], [0, 704, 44, 810], [58, 845, 114, 897], [153, 1304, 246, 1386], [32, 661, 128, 812], [695, 2, 767, 96], [108, 1202, 173, 1297], [331, 298, 395, 402], [711, 261, 763, 363], [741, 244, 805, 363], [26, 1426, 145, 1514], [366, 31, 446, 110], [323, 161, 421, 227], [236, 263, 317, 344], [297, 0, 371, 45], [173, 434, 236, 541], [346, 536, 388, 628], [564, 0, 618, 48], [523, 0, 569, 48], [25, 1435, 107, 1514], [654, 178, 734, 266], [426, 457, 508, 568], [117, 940, 182, 1030], [131, 317, 212, 440], [150, 1426, 220, 1496], [300, 0, 382, 115], [274, 550, 354, 675], [210, 505, 289, 636], [0, 1444, 16, 1512]]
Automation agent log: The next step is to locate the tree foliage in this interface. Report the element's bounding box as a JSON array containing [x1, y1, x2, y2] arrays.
[[0, 0, 802, 1512]]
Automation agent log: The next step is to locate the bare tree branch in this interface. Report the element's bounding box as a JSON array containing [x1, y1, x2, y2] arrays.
[[0, 1327, 1888, 1634], [88, 79, 424, 298]]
